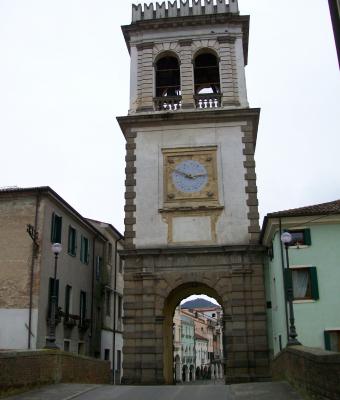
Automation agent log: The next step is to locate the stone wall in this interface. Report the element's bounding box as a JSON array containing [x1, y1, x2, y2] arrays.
[[0, 350, 110, 396], [272, 346, 340, 400]]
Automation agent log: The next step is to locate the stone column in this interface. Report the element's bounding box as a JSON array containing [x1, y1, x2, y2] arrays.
[[175, 359, 182, 382], [179, 40, 194, 109], [218, 36, 239, 107], [136, 43, 154, 112]]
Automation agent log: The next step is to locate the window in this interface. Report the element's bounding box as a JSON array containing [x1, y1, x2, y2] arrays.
[[116, 350, 122, 372], [80, 235, 89, 264], [68, 226, 77, 256], [64, 340, 70, 352], [105, 290, 111, 317], [78, 342, 85, 355], [194, 52, 220, 95], [119, 258, 123, 274], [96, 256, 102, 281], [324, 330, 340, 352], [289, 267, 319, 300], [285, 229, 311, 246], [64, 285, 72, 316], [79, 291, 87, 323], [108, 243, 112, 265], [117, 295, 122, 319], [155, 55, 181, 97], [51, 213, 62, 243], [47, 277, 59, 318], [104, 349, 110, 361]]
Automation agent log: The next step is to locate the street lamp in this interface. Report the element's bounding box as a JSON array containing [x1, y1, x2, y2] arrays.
[[280, 232, 301, 346], [45, 243, 62, 349]]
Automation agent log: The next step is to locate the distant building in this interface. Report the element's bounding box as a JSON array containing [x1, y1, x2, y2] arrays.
[[261, 200, 340, 356]]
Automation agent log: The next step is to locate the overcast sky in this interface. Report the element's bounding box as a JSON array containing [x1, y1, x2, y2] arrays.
[[0, 0, 339, 236]]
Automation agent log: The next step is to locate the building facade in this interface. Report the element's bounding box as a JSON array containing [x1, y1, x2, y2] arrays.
[[261, 200, 340, 356], [87, 219, 124, 383], [119, 0, 269, 384], [0, 187, 107, 355]]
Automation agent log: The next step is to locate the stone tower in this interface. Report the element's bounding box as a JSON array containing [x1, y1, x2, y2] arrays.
[[118, 0, 269, 384]]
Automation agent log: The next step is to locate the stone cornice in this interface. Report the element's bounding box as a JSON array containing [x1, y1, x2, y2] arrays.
[[119, 244, 266, 258], [117, 107, 260, 146], [121, 14, 249, 64]]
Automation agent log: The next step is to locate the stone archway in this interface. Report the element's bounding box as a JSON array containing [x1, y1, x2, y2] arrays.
[[163, 281, 225, 384], [121, 246, 269, 385]]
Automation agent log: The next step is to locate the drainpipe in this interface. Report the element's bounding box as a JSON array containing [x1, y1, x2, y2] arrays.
[[112, 237, 123, 384], [28, 193, 40, 349], [278, 218, 289, 341]]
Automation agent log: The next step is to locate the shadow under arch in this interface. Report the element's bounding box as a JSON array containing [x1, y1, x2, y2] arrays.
[[163, 281, 225, 384]]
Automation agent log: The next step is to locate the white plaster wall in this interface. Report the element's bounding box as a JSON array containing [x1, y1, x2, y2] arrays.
[[0, 309, 38, 350], [134, 121, 249, 248], [101, 330, 123, 372]]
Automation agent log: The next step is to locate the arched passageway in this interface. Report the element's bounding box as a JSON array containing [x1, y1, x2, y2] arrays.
[[163, 282, 225, 384]]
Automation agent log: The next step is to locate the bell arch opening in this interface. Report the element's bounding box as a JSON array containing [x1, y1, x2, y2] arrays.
[[163, 282, 226, 384]]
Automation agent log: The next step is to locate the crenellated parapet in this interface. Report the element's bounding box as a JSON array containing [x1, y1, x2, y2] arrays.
[[132, 0, 239, 23]]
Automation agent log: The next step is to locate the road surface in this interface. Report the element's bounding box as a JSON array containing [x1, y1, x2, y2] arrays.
[[5, 382, 302, 400]]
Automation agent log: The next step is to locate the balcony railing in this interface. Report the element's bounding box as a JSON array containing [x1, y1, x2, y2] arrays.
[[153, 96, 182, 111], [194, 93, 222, 109]]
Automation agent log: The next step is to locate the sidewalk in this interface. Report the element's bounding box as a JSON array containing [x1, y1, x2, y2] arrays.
[[3, 384, 101, 400]]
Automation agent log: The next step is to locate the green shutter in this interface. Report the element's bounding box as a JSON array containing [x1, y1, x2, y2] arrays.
[[51, 213, 55, 242], [310, 267, 319, 300], [304, 229, 311, 245], [80, 235, 84, 262], [324, 331, 331, 350], [68, 227, 72, 254], [56, 216, 62, 243], [284, 269, 293, 293]]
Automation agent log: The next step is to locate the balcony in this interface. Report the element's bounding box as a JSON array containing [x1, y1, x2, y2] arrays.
[[154, 96, 182, 111], [194, 93, 222, 109]]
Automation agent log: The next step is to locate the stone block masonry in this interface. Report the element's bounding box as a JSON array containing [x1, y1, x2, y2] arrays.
[[272, 346, 340, 400], [0, 350, 110, 397]]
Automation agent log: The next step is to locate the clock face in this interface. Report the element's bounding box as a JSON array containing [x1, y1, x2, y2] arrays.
[[172, 160, 208, 193]]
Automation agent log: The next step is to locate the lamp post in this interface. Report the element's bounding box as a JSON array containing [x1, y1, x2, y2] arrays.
[[45, 242, 62, 349], [280, 232, 301, 346]]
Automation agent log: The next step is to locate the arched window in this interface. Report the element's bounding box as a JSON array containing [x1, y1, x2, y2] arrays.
[[154, 55, 181, 110], [155, 55, 181, 97], [194, 51, 221, 108]]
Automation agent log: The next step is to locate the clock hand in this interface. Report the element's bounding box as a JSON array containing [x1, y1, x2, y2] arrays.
[[173, 168, 194, 179], [192, 173, 208, 178]]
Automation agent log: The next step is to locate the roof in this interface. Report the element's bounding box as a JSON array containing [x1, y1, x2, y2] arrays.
[[261, 199, 340, 243], [86, 218, 123, 240], [266, 200, 340, 218], [0, 186, 111, 241]]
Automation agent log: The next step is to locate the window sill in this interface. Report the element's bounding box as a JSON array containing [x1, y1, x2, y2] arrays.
[[293, 299, 316, 304], [288, 245, 309, 249], [68, 252, 76, 257]]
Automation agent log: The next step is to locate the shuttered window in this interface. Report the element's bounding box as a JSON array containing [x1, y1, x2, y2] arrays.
[[51, 213, 62, 243]]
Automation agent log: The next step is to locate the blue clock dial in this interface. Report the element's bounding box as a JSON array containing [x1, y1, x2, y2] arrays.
[[172, 160, 208, 193]]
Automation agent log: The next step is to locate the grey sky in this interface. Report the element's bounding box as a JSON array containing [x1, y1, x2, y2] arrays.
[[0, 0, 339, 235]]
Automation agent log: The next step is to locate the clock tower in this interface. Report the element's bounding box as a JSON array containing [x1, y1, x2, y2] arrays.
[[118, 0, 269, 384]]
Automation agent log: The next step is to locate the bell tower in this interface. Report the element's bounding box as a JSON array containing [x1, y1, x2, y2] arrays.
[[118, 0, 269, 385]]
